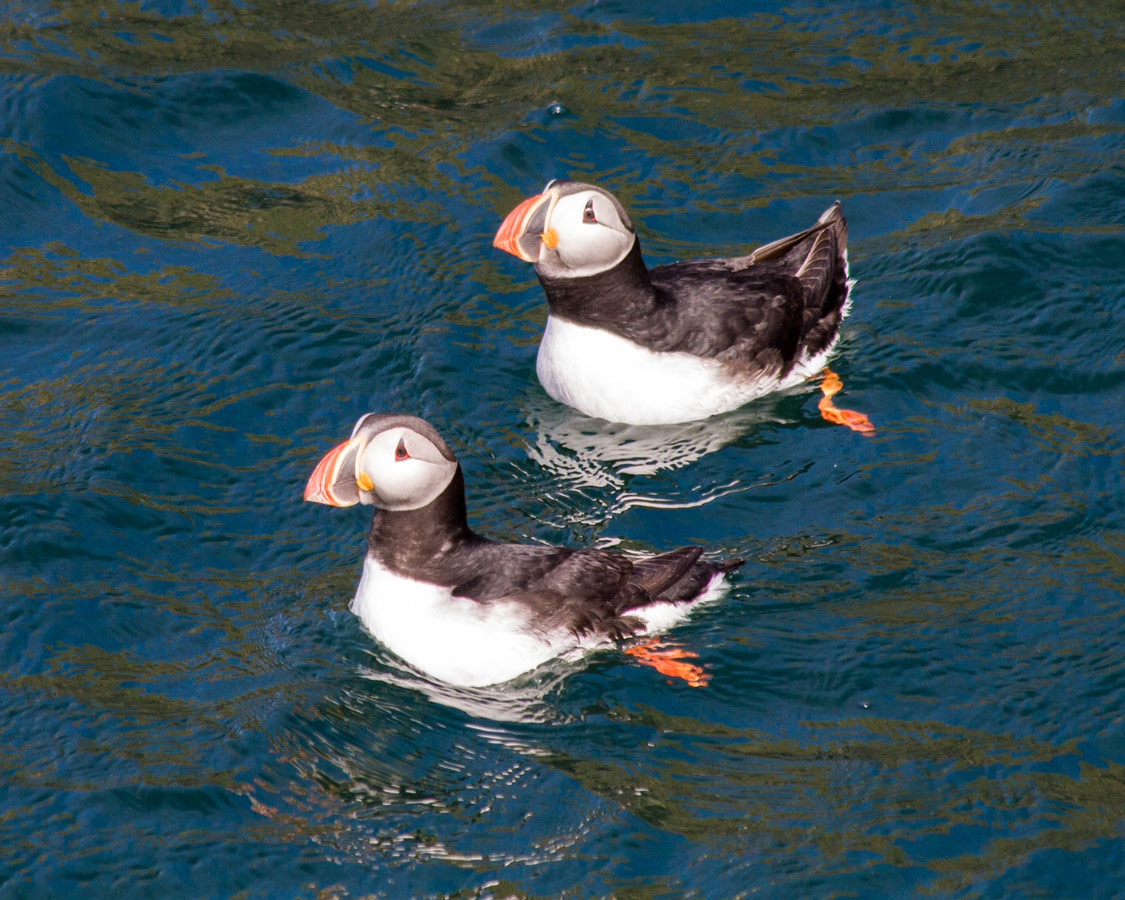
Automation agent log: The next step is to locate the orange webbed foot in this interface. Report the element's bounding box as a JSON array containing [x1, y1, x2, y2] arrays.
[[626, 640, 710, 687], [818, 367, 875, 435]]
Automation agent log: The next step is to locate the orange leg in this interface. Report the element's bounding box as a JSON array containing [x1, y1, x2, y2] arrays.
[[626, 640, 710, 687], [818, 367, 875, 435]]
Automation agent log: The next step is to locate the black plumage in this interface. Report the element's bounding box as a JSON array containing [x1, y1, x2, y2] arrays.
[[364, 466, 742, 642], [536, 199, 849, 385]]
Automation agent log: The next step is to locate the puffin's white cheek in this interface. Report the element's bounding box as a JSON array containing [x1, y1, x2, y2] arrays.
[[557, 228, 632, 275], [557, 231, 602, 269], [376, 461, 432, 506]]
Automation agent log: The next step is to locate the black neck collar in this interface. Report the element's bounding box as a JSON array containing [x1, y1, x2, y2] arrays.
[[535, 239, 663, 330], [365, 467, 482, 576]]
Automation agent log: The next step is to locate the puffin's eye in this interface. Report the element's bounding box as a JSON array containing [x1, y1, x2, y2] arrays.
[[582, 198, 597, 223], [394, 438, 409, 461]]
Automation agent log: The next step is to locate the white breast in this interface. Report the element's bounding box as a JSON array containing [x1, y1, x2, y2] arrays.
[[536, 316, 831, 425], [350, 557, 569, 687]]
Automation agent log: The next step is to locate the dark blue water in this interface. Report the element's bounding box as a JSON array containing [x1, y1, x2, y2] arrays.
[[2, 1, 1123, 897]]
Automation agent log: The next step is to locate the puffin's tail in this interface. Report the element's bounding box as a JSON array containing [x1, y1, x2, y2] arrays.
[[623, 553, 744, 688]]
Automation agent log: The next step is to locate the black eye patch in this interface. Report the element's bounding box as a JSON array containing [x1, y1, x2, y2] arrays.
[[395, 438, 409, 461], [582, 198, 597, 223]]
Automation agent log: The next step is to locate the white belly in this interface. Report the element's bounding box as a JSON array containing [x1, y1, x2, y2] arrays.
[[536, 316, 831, 425], [348, 556, 732, 687], [350, 557, 568, 687]]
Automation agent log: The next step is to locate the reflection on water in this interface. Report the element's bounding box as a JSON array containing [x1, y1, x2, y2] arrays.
[[358, 659, 576, 726], [526, 395, 783, 481], [521, 392, 819, 537]]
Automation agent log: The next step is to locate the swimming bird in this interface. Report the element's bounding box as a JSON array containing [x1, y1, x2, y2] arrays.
[[305, 413, 742, 687], [494, 180, 872, 432]]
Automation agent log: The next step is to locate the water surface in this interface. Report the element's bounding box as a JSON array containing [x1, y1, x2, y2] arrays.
[[2, 1, 1123, 898]]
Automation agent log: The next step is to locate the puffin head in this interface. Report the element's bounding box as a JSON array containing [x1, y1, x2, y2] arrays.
[[304, 413, 458, 511], [493, 180, 636, 279]]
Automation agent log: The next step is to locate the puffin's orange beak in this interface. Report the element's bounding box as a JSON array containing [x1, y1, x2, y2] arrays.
[[304, 438, 362, 507], [493, 191, 556, 262]]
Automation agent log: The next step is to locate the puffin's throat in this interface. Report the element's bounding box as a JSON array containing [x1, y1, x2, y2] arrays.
[[535, 240, 664, 331]]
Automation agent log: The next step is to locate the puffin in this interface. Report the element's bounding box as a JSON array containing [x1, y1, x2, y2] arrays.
[[305, 413, 743, 688], [493, 180, 872, 432]]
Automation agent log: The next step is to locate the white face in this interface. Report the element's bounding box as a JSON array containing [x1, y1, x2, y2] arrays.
[[536, 188, 636, 279], [357, 426, 457, 511]]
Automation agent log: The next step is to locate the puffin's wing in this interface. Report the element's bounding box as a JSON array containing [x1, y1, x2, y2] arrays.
[[533, 549, 647, 638], [727, 202, 848, 357], [629, 547, 745, 608], [743, 201, 845, 266], [646, 259, 805, 360], [449, 545, 575, 601], [552, 546, 744, 644], [454, 546, 644, 640], [628, 546, 704, 596], [453, 545, 740, 641], [792, 205, 848, 323]]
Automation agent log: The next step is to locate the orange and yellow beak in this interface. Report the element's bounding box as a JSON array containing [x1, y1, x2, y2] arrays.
[[304, 437, 370, 507], [493, 190, 558, 262]]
